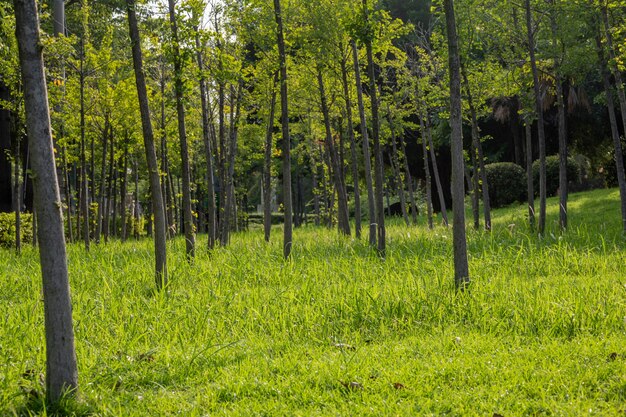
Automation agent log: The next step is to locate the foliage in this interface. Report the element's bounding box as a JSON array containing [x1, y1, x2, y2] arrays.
[[484, 162, 526, 208], [0, 212, 32, 248], [532, 155, 581, 197]]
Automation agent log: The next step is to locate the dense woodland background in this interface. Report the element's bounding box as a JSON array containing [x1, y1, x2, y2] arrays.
[[1, 0, 625, 251]]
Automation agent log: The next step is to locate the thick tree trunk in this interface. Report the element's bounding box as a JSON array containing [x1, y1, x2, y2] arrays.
[[318, 70, 350, 236], [352, 40, 376, 246], [14, 0, 78, 401], [444, 0, 470, 288], [274, 0, 293, 258], [126, 0, 168, 288], [195, 31, 217, 249], [341, 55, 362, 238], [595, 32, 626, 233], [168, 0, 195, 259], [264, 74, 278, 242], [526, 0, 547, 236]]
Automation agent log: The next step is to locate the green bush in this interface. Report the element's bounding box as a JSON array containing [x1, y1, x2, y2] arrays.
[[532, 155, 581, 197], [484, 162, 527, 208], [0, 212, 33, 248]]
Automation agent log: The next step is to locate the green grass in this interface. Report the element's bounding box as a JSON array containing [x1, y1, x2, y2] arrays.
[[1, 188, 626, 416]]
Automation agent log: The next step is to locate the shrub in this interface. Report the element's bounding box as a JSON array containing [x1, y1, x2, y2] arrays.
[[0, 212, 33, 248], [532, 155, 581, 197], [484, 162, 527, 208]]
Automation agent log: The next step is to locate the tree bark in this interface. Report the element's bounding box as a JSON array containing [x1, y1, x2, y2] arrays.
[[195, 30, 217, 249], [362, 0, 385, 256], [274, 0, 293, 258], [341, 54, 362, 238], [427, 115, 449, 226], [318, 69, 350, 236], [525, 120, 535, 229], [14, 0, 78, 401], [167, 0, 195, 259], [595, 32, 626, 233], [443, 0, 470, 288], [95, 116, 109, 243], [387, 109, 410, 226], [419, 116, 434, 229], [526, 0, 547, 236], [126, 0, 168, 288], [351, 40, 376, 246], [264, 74, 278, 242]]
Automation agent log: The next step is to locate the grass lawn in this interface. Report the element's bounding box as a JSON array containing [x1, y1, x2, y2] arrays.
[[1, 188, 626, 416]]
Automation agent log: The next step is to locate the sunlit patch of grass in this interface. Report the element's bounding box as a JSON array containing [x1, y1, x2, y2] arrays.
[[1, 188, 625, 415]]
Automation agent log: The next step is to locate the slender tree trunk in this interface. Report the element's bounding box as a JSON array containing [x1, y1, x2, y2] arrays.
[[352, 40, 376, 246], [443, 0, 470, 288], [14, 0, 78, 400], [95, 116, 109, 243], [264, 74, 278, 242], [62, 146, 73, 242], [601, 4, 626, 142], [126, 0, 168, 288], [595, 31, 626, 233], [363, 1, 386, 256], [525, 120, 535, 228], [274, 0, 293, 258], [221, 83, 242, 246], [387, 110, 410, 226], [526, 0, 547, 235], [12, 125, 21, 253], [104, 131, 114, 242], [341, 55, 362, 238], [427, 115, 449, 226], [461, 66, 491, 230], [318, 69, 350, 236], [398, 134, 418, 225], [79, 40, 89, 251], [549, 5, 568, 231], [168, 0, 195, 259], [195, 30, 217, 249], [120, 141, 129, 241], [420, 116, 434, 229]]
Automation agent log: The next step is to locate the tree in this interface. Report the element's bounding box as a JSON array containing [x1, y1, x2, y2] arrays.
[[273, 0, 293, 258], [13, 0, 78, 401], [126, 0, 168, 289], [443, 0, 470, 288]]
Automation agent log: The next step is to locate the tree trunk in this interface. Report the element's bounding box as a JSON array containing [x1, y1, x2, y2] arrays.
[[398, 134, 418, 225], [168, 0, 195, 259], [363, 0, 385, 256], [264, 74, 278, 242], [341, 55, 362, 238], [549, 5, 568, 231], [104, 131, 115, 242], [427, 115, 449, 226], [12, 122, 21, 253], [126, 0, 168, 288], [120, 141, 129, 241], [352, 40, 376, 246], [195, 30, 217, 249], [443, 0, 470, 288], [14, 0, 78, 400], [318, 69, 350, 236], [387, 109, 410, 226], [95, 116, 109, 243], [526, 0, 547, 235], [525, 120, 535, 229], [595, 31, 626, 233], [419, 116, 434, 229], [79, 38, 89, 251], [274, 0, 293, 258], [461, 66, 491, 230]]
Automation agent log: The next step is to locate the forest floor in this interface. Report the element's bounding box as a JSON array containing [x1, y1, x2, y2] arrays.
[[1, 188, 626, 416]]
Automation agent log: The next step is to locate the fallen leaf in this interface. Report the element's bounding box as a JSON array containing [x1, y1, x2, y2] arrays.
[[392, 382, 406, 390]]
